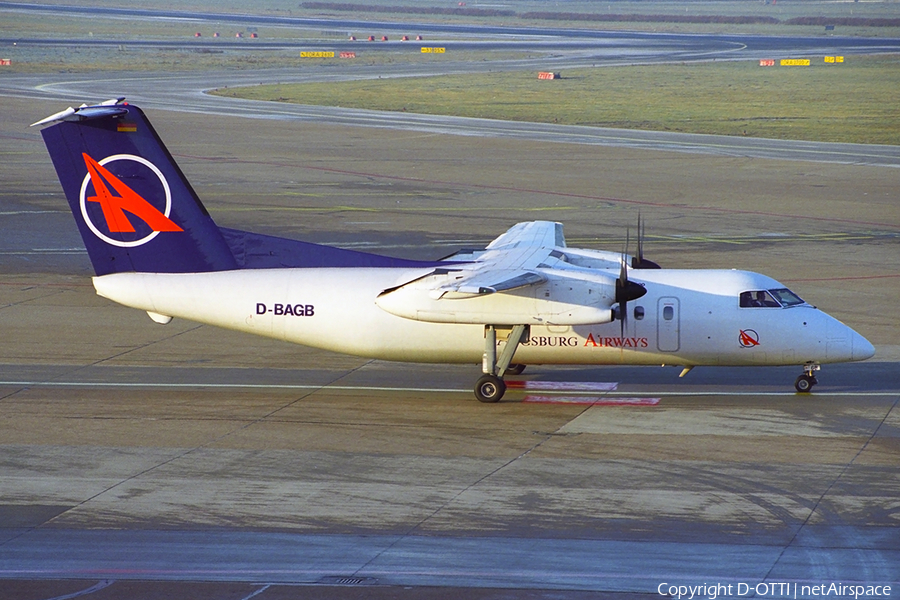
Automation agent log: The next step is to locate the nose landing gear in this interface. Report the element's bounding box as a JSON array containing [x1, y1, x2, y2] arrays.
[[795, 363, 820, 393]]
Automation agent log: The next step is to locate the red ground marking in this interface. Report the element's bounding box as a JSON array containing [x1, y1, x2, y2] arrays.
[[523, 396, 660, 405], [506, 381, 618, 392]]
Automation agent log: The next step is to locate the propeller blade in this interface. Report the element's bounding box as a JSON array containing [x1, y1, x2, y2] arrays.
[[632, 212, 661, 269], [615, 230, 647, 337], [620, 250, 627, 337], [637, 212, 644, 265]]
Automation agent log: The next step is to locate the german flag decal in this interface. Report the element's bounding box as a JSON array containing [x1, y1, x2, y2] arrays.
[[117, 121, 137, 133]]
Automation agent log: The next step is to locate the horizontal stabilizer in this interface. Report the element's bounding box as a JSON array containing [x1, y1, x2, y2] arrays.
[[31, 98, 128, 127]]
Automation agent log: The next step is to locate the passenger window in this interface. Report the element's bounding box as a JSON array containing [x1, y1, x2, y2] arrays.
[[663, 306, 674, 320], [634, 306, 645, 320]]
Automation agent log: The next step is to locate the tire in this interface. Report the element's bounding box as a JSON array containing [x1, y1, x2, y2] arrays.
[[475, 374, 506, 403], [795, 375, 815, 393], [506, 364, 526, 375]]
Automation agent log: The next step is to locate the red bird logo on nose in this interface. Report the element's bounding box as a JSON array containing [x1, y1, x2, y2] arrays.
[[739, 329, 760, 347]]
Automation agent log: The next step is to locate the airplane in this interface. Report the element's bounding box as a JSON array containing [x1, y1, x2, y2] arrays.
[[32, 99, 875, 401]]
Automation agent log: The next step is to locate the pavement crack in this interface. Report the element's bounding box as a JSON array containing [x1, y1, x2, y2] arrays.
[[0, 286, 68, 311], [24, 363, 373, 533], [350, 418, 568, 578], [761, 395, 900, 581], [4, 323, 208, 393], [86, 324, 206, 367], [256, 359, 376, 420]]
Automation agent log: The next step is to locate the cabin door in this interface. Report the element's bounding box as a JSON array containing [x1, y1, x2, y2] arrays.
[[657, 297, 680, 352]]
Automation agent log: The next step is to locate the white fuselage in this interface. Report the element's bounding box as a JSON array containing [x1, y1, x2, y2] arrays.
[[92, 266, 873, 368]]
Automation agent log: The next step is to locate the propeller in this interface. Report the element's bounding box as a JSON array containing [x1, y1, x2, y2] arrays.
[[615, 229, 647, 337], [631, 212, 661, 270]]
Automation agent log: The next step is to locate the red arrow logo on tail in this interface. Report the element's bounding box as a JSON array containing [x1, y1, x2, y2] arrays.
[[83, 153, 182, 233]]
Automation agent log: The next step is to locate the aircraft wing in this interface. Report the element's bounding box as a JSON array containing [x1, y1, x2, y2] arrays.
[[428, 221, 564, 298], [485, 221, 566, 251], [376, 221, 616, 325]]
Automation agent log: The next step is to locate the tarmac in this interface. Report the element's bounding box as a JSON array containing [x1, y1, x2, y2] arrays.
[[1, 93, 898, 599]]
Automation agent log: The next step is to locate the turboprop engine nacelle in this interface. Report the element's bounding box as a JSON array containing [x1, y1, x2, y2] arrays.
[[375, 270, 617, 326]]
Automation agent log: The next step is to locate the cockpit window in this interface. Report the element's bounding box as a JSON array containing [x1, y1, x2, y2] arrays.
[[740, 289, 806, 308], [739, 290, 781, 308], [768, 288, 805, 307]]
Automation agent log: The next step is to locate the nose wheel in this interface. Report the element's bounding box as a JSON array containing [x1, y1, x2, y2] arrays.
[[795, 363, 820, 393], [795, 375, 817, 393]]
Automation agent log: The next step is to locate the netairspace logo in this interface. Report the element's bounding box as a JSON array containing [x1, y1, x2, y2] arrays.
[[657, 582, 893, 600]]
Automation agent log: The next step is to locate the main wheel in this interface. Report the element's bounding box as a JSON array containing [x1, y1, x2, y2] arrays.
[[475, 374, 506, 403], [795, 375, 816, 393], [506, 363, 526, 375]]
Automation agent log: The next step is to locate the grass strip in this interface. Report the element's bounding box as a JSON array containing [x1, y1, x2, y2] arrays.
[[214, 55, 900, 145]]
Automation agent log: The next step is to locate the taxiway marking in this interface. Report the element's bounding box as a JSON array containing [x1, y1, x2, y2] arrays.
[[0, 380, 895, 397], [240, 585, 271, 600], [42, 580, 115, 600]]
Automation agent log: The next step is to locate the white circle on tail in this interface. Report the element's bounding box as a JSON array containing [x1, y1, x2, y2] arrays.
[[79, 154, 173, 248]]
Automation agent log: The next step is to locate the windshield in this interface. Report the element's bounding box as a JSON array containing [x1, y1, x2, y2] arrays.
[[769, 288, 805, 307]]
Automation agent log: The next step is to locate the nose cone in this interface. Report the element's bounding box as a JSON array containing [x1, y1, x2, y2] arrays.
[[852, 330, 876, 361], [823, 316, 875, 363]]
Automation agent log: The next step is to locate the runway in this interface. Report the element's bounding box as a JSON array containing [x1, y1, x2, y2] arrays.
[[1, 7, 899, 596]]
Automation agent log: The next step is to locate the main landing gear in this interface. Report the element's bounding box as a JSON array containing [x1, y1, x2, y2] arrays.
[[475, 324, 528, 403], [795, 363, 820, 393]]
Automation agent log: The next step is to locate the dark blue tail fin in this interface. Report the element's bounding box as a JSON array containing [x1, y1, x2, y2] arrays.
[[35, 100, 237, 275]]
